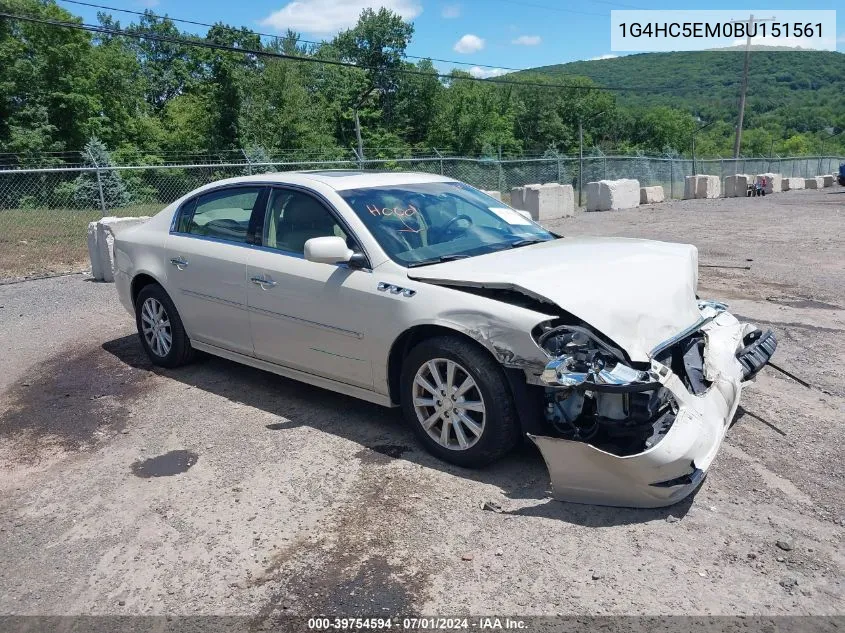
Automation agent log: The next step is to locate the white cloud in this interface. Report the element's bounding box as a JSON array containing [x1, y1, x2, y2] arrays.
[[512, 35, 541, 46], [453, 33, 484, 54], [468, 66, 508, 78], [441, 4, 461, 18], [260, 0, 422, 36], [590, 53, 618, 60]]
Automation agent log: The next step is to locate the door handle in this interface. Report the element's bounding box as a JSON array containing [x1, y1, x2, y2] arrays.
[[169, 256, 189, 269], [250, 275, 277, 288]]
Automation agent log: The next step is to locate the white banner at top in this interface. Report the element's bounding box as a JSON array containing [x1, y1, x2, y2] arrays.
[[610, 10, 837, 52]]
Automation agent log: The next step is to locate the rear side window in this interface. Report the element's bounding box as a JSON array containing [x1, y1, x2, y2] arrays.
[[176, 187, 262, 243]]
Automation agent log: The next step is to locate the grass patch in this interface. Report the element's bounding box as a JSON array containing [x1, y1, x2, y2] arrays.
[[0, 204, 164, 280]]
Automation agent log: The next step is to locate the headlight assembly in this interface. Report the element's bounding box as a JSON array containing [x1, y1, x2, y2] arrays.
[[536, 324, 658, 390]]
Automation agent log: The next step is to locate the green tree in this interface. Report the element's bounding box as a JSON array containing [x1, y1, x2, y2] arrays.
[[72, 138, 130, 209], [0, 0, 95, 157], [333, 8, 415, 152]]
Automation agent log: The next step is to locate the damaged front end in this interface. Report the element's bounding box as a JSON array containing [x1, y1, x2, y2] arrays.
[[528, 301, 777, 508]]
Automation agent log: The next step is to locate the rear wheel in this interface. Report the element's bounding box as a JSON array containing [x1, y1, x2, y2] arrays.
[[135, 283, 193, 368], [400, 335, 520, 468]]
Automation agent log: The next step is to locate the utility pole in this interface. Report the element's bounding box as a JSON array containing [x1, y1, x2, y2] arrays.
[[692, 119, 715, 175], [731, 14, 776, 158], [578, 120, 584, 207], [578, 110, 605, 206]]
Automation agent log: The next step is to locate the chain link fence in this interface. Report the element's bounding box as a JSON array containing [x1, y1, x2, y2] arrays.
[[1, 154, 842, 282]]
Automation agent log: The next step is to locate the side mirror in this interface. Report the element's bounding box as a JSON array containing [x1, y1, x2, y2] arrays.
[[303, 236, 354, 265]]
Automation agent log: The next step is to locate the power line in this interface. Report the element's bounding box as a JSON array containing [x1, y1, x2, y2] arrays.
[[0, 10, 657, 93], [483, 0, 604, 17], [57, 0, 529, 73]]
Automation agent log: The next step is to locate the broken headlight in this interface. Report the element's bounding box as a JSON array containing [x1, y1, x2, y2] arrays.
[[536, 325, 657, 389]]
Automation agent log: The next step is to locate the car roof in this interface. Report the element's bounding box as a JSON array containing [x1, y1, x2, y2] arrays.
[[219, 170, 455, 192]]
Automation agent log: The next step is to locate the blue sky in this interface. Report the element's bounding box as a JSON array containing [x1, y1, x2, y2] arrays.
[[61, 0, 844, 76]]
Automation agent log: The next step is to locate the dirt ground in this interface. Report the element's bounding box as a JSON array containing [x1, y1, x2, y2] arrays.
[[1, 188, 843, 622]]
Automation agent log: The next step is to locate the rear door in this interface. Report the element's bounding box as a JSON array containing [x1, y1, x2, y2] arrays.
[[165, 185, 266, 355]]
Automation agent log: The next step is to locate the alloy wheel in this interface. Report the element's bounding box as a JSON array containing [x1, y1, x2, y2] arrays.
[[140, 297, 172, 358], [412, 358, 486, 451]]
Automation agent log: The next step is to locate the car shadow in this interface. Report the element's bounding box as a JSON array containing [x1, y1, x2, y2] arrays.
[[102, 334, 696, 526]]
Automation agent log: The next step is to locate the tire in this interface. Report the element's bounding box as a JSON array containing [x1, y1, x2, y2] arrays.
[[400, 335, 520, 468], [135, 283, 194, 368]]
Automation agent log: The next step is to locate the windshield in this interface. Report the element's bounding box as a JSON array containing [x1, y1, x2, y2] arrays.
[[339, 181, 556, 267]]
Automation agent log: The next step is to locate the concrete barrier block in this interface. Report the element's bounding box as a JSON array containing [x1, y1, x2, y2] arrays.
[[510, 187, 525, 210], [481, 189, 502, 201], [522, 183, 575, 220], [94, 216, 150, 282], [805, 176, 823, 189], [587, 179, 640, 211], [755, 173, 782, 194], [639, 186, 664, 204], [822, 175, 835, 187], [683, 176, 697, 200], [684, 175, 720, 199], [782, 177, 804, 191], [87, 221, 105, 281], [696, 175, 721, 199], [724, 174, 753, 198]]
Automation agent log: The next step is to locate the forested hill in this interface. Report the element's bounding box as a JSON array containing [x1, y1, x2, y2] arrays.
[[527, 51, 845, 131]]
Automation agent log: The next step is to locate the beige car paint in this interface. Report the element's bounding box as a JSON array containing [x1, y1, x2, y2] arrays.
[[113, 171, 772, 508]]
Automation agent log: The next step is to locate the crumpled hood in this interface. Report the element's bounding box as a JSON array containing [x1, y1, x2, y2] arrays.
[[407, 236, 702, 361]]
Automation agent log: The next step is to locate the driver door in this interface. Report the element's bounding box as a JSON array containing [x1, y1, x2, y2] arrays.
[[246, 187, 375, 388]]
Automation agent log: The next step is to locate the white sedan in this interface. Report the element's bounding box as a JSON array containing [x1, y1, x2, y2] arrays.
[[114, 171, 777, 507]]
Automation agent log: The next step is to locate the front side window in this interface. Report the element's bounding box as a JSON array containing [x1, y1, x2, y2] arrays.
[[178, 187, 262, 243], [338, 181, 556, 267], [262, 188, 349, 254]]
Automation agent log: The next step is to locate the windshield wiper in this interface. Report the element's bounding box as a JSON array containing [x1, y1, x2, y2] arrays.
[[406, 254, 470, 268], [508, 238, 548, 248]]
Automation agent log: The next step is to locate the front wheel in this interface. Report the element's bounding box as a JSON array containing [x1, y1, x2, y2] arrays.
[[400, 336, 521, 468], [135, 283, 194, 368]]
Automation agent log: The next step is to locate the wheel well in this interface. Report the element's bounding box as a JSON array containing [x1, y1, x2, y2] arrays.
[[130, 273, 159, 307], [387, 324, 498, 405]]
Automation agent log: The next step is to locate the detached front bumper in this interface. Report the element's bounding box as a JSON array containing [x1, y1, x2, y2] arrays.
[[529, 310, 775, 508]]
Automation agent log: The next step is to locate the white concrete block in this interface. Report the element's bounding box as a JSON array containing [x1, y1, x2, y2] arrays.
[[697, 175, 721, 199], [94, 216, 150, 282], [481, 190, 502, 201], [639, 186, 664, 204], [822, 175, 835, 187], [782, 177, 804, 191], [87, 221, 104, 281], [586, 179, 640, 211], [805, 176, 823, 189], [510, 187, 525, 210], [755, 173, 782, 194], [684, 175, 720, 199], [521, 183, 575, 220], [683, 176, 697, 200], [724, 175, 753, 198]]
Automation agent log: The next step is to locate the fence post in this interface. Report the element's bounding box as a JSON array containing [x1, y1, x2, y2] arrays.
[[669, 156, 674, 200], [87, 148, 107, 217], [241, 148, 253, 175], [433, 148, 444, 175], [497, 146, 504, 193]]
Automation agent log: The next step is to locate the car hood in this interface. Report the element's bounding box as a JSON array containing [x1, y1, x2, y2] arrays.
[[406, 236, 702, 362]]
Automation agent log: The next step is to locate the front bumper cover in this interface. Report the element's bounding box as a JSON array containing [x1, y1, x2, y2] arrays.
[[529, 311, 775, 508]]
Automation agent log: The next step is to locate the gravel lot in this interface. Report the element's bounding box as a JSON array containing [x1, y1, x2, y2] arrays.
[[1, 188, 843, 621]]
